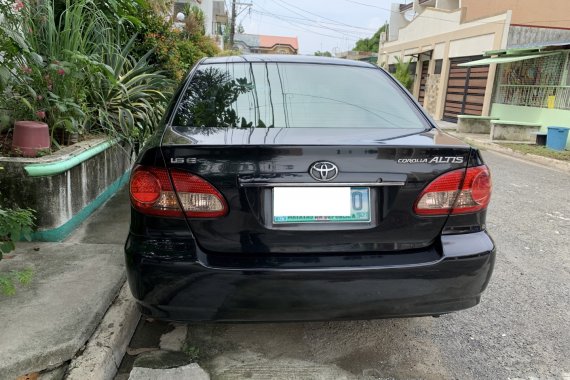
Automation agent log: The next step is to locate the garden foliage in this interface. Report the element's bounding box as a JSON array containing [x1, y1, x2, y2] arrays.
[[394, 57, 414, 91], [0, 205, 34, 259], [0, 0, 220, 147]]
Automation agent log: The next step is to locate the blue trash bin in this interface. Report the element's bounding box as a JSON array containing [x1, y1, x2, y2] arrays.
[[546, 126, 570, 151]]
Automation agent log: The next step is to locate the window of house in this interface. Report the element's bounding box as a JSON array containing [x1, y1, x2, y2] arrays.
[[434, 59, 443, 74], [408, 62, 417, 76], [494, 53, 569, 110]]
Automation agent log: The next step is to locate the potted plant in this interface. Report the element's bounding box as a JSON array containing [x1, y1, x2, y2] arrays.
[[1, 0, 87, 156]]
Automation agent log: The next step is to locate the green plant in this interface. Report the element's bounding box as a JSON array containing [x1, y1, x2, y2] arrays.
[[182, 343, 200, 361], [182, 5, 206, 37], [0, 0, 107, 137], [394, 57, 414, 91], [353, 24, 388, 52], [0, 190, 35, 296], [1, 0, 177, 149], [86, 36, 174, 144], [0, 206, 35, 260], [129, 1, 219, 81], [0, 268, 33, 296]]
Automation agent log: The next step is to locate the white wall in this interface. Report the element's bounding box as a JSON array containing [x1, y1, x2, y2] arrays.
[[387, 8, 508, 47], [448, 33, 495, 57]]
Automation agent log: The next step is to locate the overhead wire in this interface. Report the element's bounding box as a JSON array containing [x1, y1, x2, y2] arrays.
[[252, 2, 370, 41], [251, 10, 369, 39], [273, 0, 377, 32], [269, 0, 370, 38], [251, 11, 364, 41]]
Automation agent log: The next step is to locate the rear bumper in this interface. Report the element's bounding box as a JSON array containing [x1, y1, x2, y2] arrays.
[[125, 232, 495, 322]]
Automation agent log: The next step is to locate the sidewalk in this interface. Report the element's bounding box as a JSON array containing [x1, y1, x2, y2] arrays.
[[0, 187, 136, 379], [436, 121, 570, 174]]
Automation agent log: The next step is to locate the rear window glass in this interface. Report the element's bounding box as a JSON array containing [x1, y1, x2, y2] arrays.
[[172, 62, 427, 130]]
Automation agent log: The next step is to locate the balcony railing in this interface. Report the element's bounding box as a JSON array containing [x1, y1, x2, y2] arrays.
[[399, 2, 413, 12], [495, 85, 570, 110]]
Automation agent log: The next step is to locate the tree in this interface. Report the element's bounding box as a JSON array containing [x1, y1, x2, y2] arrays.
[[353, 23, 388, 52], [314, 51, 332, 57]]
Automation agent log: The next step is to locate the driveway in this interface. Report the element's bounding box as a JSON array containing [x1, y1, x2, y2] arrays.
[[120, 150, 570, 380]]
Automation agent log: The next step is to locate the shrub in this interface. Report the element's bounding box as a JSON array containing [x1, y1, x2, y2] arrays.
[[128, 1, 220, 81], [0, 0, 174, 148], [0, 206, 34, 260], [1, 0, 219, 151], [86, 36, 173, 145], [394, 57, 414, 91]]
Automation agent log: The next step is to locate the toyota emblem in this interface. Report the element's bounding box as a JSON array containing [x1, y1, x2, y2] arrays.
[[309, 161, 339, 181]]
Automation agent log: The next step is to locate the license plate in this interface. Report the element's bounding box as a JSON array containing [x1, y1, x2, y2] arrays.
[[273, 187, 370, 224]]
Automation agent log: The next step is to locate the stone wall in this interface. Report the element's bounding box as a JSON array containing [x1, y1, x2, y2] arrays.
[[508, 26, 570, 47], [424, 74, 441, 116]]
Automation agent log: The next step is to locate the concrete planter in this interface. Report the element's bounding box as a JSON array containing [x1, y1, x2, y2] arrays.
[[491, 120, 541, 142], [0, 138, 131, 241], [457, 116, 493, 134]]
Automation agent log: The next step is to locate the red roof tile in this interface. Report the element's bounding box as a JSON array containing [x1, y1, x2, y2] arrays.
[[259, 35, 299, 50]]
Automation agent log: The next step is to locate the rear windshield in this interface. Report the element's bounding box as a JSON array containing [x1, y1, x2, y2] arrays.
[[172, 62, 428, 130]]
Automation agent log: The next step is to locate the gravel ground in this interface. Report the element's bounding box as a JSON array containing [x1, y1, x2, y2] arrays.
[[122, 150, 570, 380]]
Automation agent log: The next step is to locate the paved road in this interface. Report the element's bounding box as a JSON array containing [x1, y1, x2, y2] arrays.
[[121, 150, 570, 380]]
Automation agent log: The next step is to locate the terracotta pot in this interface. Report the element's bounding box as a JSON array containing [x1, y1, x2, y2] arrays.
[[12, 121, 50, 157]]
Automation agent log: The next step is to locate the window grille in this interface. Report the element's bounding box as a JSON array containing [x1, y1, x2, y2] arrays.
[[494, 52, 570, 110]]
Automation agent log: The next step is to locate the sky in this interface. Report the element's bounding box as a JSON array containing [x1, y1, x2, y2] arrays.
[[235, 0, 393, 55]]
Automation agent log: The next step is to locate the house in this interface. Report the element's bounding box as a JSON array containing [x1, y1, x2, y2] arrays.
[[459, 42, 570, 149], [379, 0, 570, 122], [234, 34, 299, 55], [173, 0, 227, 48]]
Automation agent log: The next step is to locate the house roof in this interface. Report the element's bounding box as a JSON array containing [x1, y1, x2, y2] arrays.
[[235, 34, 299, 50], [484, 40, 570, 56]]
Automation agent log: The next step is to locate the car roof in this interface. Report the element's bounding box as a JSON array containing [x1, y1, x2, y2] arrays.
[[201, 54, 377, 68]]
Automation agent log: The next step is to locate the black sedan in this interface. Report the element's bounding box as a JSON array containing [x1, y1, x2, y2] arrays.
[[125, 55, 494, 322]]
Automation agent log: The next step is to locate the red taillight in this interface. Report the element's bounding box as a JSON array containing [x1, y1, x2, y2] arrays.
[[130, 171, 161, 205], [414, 165, 492, 216], [129, 166, 228, 218]]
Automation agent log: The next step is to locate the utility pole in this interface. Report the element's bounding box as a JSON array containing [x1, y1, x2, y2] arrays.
[[229, 0, 237, 49], [229, 1, 251, 50]]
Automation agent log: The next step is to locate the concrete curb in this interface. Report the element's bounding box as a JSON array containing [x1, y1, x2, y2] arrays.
[[66, 282, 141, 380], [451, 133, 570, 174], [466, 137, 570, 174]]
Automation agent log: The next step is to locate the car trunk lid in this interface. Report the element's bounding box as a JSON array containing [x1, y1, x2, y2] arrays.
[[161, 127, 471, 254]]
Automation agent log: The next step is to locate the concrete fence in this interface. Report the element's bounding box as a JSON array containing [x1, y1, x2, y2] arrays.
[[0, 138, 132, 241]]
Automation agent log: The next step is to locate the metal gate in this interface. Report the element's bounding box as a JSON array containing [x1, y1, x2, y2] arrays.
[[418, 60, 429, 106], [443, 56, 489, 122]]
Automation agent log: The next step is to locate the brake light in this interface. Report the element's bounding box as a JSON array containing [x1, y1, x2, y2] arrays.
[[414, 165, 491, 215], [129, 166, 228, 218]]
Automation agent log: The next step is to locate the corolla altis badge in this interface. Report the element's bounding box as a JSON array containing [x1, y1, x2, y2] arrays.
[[397, 156, 464, 164], [309, 161, 339, 181]]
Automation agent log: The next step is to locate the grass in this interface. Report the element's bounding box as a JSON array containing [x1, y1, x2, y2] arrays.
[[182, 343, 200, 362], [497, 143, 570, 161]]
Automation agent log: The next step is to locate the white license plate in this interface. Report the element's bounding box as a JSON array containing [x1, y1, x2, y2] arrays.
[[273, 187, 371, 224]]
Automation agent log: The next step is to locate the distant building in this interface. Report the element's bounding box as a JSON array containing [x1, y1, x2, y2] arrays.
[[336, 51, 378, 63], [380, 0, 570, 122], [234, 34, 299, 55]]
